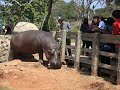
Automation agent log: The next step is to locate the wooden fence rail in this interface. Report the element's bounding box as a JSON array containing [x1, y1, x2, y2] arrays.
[[53, 31, 120, 84]]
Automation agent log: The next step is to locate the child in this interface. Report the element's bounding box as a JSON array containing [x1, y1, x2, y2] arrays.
[[112, 10, 120, 52], [112, 10, 120, 35]]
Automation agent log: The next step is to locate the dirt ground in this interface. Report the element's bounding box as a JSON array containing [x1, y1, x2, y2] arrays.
[[0, 58, 120, 90]]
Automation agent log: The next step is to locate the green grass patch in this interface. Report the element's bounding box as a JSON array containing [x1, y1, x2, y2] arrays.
[[0, 86, 12, 90]]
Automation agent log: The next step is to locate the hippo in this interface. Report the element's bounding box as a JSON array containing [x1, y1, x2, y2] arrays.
[[8, 30, 62, 69]]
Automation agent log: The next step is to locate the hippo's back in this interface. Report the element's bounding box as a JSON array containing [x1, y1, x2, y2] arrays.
[[10, 30, 48, 54]]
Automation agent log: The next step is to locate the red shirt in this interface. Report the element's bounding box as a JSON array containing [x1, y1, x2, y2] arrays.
[[112, 19, 120, 49], [112, 19, 120, 35]]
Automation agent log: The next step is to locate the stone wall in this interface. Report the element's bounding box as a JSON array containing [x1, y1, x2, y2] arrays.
[[0, 35, 13, 63]]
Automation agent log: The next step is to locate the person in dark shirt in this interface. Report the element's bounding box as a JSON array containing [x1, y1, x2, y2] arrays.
[[105, 17, 114, 34], [80, 18, 90, 55], [89, 16, 99, 33]]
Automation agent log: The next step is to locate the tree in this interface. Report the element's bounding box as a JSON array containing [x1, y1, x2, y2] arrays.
[[73, 0, 105, 19], [95, 0, 120, 17], [0, 0, 57, 31], [0, 0, 48, 29], [52, 0, 78, 21], [42, 0, 53, 32]]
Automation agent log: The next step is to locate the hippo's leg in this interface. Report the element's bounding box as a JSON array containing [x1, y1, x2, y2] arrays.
[[39, 50, 43, 63], [8, 48, 15, 61]]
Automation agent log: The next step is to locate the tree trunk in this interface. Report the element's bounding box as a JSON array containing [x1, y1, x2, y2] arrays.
[[42, 0, 53, 32]]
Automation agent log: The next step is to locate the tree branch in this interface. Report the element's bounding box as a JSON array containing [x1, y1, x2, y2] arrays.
[[12, 0, 21, 6], [11, 0, 34, 6]]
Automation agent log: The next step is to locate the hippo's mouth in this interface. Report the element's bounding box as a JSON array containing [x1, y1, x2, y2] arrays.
[[47, 60, 62, 69]]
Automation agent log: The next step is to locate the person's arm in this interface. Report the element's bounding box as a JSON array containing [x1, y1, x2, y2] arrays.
[[58, 24, 62, 32], [98, 21, 103, 29], [80, 24, 83, 31], [67, 22, 71, 31]]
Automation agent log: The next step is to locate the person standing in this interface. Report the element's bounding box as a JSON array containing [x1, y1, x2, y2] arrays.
[[112, 10, 120, 52], [112, 10, 120, 35], [80, 18, 90, 55], [105, 17, 114, 34], [98, 16, 106, 33], [58, 18, 71, 56]]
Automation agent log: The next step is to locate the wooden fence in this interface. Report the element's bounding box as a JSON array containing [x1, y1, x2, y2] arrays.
[[54, 31, 120, 85]]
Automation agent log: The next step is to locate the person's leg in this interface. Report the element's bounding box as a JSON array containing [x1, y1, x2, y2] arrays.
[[66, 38, 71, 56], [85, 41, 90, 56], [86, 41, 90, 48], [82, 40, 86, 48]]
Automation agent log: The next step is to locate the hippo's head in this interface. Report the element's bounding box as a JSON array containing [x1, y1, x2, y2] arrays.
[[44, 47, 62, 69], [48, 50, 62, 69]]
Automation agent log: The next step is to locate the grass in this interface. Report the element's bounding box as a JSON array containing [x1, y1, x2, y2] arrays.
[[0, 86, 12, 90]]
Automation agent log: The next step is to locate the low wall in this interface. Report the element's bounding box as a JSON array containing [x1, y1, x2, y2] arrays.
[[0, 35, 13, 62]]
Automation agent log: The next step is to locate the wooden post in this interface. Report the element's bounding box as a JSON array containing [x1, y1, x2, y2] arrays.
[[74, 31, 81, 70], [61, 31, 67, 64], [91, 33, 99, 76], [117, 47, 120, 84], [52, 31, 56, 38]]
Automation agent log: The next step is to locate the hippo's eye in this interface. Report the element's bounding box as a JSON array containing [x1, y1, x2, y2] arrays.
[[48, 49, 55, 55]]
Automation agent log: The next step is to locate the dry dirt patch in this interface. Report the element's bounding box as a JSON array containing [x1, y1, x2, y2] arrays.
[[0, 60, 119, 90]]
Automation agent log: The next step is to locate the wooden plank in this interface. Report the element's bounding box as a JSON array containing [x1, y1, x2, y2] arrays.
[[81, 48, 92, 53], [80, 63, 91, 68], [98, 63, 117, 71], [65, 56, 75, 60], [67, 32, 77, 35], [74, 31, 81, 69], [81, 37, 93, 41], [66, 45, 75, 49], [80, 57, 91, 65], [100, 34, 120, 43], [71, 49, 76, 54], [60, 31, 67, 64], [65, 56, 91, 65], [99, 51, 118, 58], [91, 33, 99, 76], [66, 35, 77, 39], [81, 33, 95, 38], [99, 68, 116, 75], [117, 47, 120, 84]]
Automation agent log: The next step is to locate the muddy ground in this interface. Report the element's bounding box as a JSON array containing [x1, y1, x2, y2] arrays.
[[0, 57, 120, 90]]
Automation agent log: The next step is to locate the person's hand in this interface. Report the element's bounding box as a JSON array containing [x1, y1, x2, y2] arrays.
[[58, 30, 62, 32]]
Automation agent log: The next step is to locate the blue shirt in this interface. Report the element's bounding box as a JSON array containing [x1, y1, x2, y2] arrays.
[[98, 21, 105, 30]]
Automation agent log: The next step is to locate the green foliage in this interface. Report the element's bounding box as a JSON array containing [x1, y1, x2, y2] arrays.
[[95, 8, 111, 18], [0, 0, 59, 30], [52, 0, 78, 21], [0, 0, 47, 29], [95, 1, 120, 18], [49, 17, 59, 31]]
